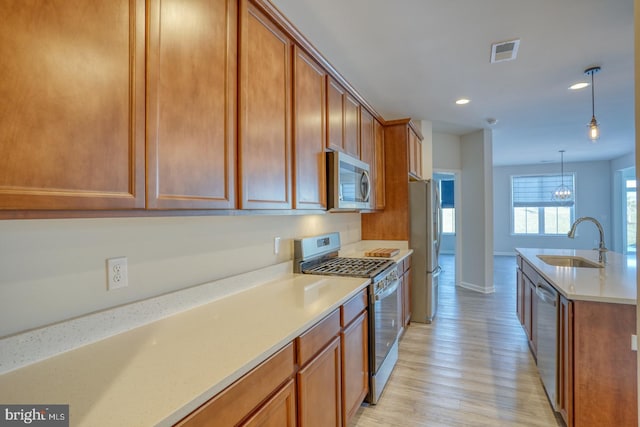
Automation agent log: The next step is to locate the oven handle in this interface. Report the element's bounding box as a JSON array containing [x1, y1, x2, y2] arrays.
[[374, 278, 400, 301]]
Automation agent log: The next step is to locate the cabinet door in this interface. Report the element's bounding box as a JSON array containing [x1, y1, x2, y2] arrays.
[[239, 0, 292, 209], [147, 0, 236, 209], [558, 296, 573, 427], [408, 129, 422, 179], [297, 336, 342, 427], [523, 275, 533, 342], [326, 78, 345, 152], [242, 379, 296, 427], [0, 0, 145, 210], [374, 119, 386, 210], [344, 94, 360, 158], [359, 108, 375, 209], [516, 268, 524, 325], [293, 47, 326, 210], [341, 311, 368, 425], [527, 278, 538, 357]]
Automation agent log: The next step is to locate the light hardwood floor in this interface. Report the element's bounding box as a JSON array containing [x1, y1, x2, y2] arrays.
[[352, 255, 564, 427]]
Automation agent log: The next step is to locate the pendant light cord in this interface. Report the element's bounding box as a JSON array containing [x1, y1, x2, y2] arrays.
[[591, 71, 595, 118]]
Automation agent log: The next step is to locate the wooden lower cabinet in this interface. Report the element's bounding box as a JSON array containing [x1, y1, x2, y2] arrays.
[[571, 300, 637, 427], [178, 292, 371, 427], [297, 336, 342, 427], [517, 256, 638, 427], [176, 343, 295, 427], [516, 267, 524, 325], [243, 379, 296, 427], [341, 311, 368, 424], [558, 295, 573, 426], [517, 260, 537, 359]]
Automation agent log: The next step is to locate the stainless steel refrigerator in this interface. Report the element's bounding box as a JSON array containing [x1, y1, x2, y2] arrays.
[[409, 180, 442, 323]]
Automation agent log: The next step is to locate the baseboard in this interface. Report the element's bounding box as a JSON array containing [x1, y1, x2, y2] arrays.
[[459, 281, 495, 294], [494, 251, 517, 256]]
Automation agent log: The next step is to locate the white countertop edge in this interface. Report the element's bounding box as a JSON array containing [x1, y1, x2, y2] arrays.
[[0, 261, 294, 375], [158, 279, 370, 427]]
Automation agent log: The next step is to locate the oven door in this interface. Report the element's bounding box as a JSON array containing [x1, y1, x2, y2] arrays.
[[370, 278, 400, 374]]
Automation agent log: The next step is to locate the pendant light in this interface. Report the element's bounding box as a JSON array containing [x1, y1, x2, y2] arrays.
[[585, 66, 601, 142], [553, 150, 572, 201]]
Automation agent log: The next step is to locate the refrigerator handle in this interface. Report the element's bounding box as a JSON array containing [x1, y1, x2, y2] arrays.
[[434, 185, 443, 257]]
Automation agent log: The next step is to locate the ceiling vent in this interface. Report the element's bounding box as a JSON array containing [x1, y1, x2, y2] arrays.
[[490, 39, 520, 63]]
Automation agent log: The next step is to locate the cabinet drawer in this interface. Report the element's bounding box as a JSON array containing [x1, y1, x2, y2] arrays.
[[297, 309, 340, 366], [176, 342, 294, 427], [341, 288, 367, 327]]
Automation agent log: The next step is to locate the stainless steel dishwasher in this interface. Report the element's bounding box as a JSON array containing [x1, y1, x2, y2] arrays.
[[536, 280, 559, 411]]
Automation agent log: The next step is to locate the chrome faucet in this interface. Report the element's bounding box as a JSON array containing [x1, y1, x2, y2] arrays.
[[567, 216, 607, 264]]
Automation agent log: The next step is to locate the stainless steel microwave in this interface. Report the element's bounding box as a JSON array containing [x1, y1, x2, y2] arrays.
[[327, 151, 371, 211]]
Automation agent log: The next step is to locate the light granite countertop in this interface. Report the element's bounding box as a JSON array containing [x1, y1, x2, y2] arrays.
[[516, 248, 637, 305], [0, 238, 411, 427], [0, 271, 369, 426]]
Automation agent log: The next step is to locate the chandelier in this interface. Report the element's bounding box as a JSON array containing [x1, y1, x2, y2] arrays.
[[553, 150, 572, 200]]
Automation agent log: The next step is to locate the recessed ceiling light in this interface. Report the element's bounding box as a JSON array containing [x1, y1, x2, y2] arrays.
[[456, 98, 470, 105], [569, 82, 589, 90]]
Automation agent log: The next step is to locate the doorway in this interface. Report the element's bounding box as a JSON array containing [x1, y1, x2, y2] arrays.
[[434, 171, 460, 287]]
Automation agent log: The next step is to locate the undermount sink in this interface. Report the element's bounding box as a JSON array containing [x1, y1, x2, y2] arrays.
[[536, 255, 603, 269]]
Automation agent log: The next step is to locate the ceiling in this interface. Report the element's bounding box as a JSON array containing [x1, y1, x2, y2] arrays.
[[270, 0, 635, 166]]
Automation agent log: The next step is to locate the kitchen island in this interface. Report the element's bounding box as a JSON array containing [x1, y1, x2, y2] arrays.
[[515, 248, 637, 427]]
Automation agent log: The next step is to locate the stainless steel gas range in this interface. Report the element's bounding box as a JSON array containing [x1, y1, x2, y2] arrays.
[[294, 232, 400, 404]]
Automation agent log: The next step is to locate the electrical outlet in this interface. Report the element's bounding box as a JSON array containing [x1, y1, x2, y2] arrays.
[[107, 257, 128, 290], [274, 237, 281, 255], [632, 334, 637, 351]]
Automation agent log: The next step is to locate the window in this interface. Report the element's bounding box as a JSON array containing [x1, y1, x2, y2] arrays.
[[512, 174, 575, 235], [626, 179, 636, 253], [440, 179, 455, 234]]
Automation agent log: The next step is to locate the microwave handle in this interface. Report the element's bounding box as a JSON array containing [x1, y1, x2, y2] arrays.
[[361, 170, 371, 202]]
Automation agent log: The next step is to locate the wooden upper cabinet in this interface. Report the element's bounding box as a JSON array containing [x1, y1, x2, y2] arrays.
[[344, 94, 360, 158], [293, 47, 326, 210], [326, 78, 346, 153], [0, 0, 145, 210], [374, 119, 386, 210], [326, 78, 360, 158], [408, 128, 422, 179], [239, 0, 292, 209], [146, 0, 236, 209], [359, 108, 375, 209]]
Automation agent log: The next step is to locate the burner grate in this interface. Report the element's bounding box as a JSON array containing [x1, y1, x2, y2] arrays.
[[302, 257, 393, 278]]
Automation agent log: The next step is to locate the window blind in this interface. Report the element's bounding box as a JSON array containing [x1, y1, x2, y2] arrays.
[[512, 174, 574, 207], [440, 180, 454, 208]]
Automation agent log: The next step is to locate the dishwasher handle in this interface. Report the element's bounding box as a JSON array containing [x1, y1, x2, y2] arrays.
[[536, 282, 558, 306]]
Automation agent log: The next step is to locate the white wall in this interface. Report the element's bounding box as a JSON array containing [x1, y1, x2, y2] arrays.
[[433, 132, 461, 170], [0, 213, 361, 337], [493, 160, 612, 254], [460, 130, 493, 293]]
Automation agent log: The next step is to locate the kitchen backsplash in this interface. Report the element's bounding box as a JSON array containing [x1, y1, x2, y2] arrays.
[[0, 213, 361, 337]]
